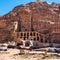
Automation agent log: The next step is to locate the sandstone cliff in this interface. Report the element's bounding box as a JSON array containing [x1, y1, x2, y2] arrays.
[[0, 1, 60, 42]]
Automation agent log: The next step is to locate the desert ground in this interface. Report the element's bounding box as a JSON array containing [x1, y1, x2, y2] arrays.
[[0, 48, 60, 60]]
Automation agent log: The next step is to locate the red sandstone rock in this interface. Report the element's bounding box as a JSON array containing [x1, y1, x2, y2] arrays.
[[0, 2, 60, 42]]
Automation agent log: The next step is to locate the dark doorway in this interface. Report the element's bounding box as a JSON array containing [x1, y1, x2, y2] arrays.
[[25, 41, 30, 47]]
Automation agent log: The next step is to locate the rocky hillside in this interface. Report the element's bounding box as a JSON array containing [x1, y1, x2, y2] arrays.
[[5, 2, 60, 31], [0, 1, 60, 42], [1, 2, 60, 20]]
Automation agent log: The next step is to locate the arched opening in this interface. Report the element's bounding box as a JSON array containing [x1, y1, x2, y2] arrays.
[[37, 37, 39, 40], [25, 41, 31, 47], [24, 33, 26, 37], [30, 32, 32, 36], [40, 38, 43, 43], [21, 33, 23, 36]]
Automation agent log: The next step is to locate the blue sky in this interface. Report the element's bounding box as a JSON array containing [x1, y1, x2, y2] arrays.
[[0, 0, 60, 16]]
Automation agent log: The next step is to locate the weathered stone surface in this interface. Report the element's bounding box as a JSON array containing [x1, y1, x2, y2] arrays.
[[0, 2, 60, 42]]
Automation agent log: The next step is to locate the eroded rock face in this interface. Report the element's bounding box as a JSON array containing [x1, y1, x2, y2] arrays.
[[0, 2, 60, 42]]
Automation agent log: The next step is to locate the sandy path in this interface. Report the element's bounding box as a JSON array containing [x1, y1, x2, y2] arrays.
[[0, 49, 60, 60]]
